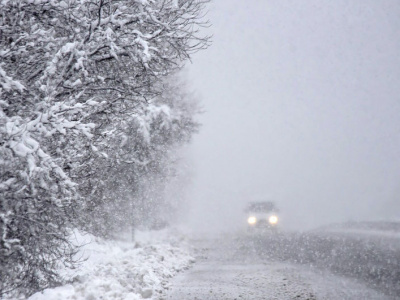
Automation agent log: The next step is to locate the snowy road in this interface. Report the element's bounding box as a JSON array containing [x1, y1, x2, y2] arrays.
[[161, 231, 399, 300], [255, 229, 400, 297]]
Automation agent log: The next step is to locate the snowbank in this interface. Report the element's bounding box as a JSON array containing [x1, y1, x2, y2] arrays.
[[28, 229, 195, 300]]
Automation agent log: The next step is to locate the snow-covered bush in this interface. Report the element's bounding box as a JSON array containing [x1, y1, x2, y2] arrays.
[[0, 71, 85, 296], [77, 76, 200, 237], [0, 0, 209, 297]]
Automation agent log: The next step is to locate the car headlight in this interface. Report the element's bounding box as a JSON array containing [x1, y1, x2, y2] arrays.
[[268, 215, 278, 225], [247, 216, 257, 225]]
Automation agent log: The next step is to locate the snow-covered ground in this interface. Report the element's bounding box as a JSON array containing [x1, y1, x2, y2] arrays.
[[27, 228, 195, 300]]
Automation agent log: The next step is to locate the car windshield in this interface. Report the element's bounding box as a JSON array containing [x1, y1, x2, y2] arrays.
[[246, 202, 277, 213]]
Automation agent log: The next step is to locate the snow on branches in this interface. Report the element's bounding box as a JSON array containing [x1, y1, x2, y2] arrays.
[[0, 0, 209, 297]]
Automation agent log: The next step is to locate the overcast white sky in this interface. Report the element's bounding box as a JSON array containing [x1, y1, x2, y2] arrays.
[[181, 0, 400, 231]]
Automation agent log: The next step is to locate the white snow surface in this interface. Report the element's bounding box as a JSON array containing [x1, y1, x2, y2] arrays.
[[28, 228, 195, 300]]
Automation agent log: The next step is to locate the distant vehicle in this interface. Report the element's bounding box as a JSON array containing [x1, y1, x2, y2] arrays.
[[245, 201, 279, 231]]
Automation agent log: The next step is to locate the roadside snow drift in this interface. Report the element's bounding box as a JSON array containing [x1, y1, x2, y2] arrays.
[[28, 229, 195, 300]]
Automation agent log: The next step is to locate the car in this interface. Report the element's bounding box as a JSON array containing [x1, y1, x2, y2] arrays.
[[245, 201, 279, 231]]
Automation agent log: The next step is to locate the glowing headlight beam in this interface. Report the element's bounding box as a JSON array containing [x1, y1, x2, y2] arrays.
[[268, 215, 278, 225], [247, 216, 257, 225]]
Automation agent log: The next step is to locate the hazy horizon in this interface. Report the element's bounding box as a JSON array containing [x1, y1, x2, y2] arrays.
[[178, 0, 400, 233]]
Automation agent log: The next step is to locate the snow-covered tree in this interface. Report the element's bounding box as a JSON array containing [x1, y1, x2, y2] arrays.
[[0, 68, 86, 296], [0, 0, 209, 296], [76, 74, 200, 236]]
